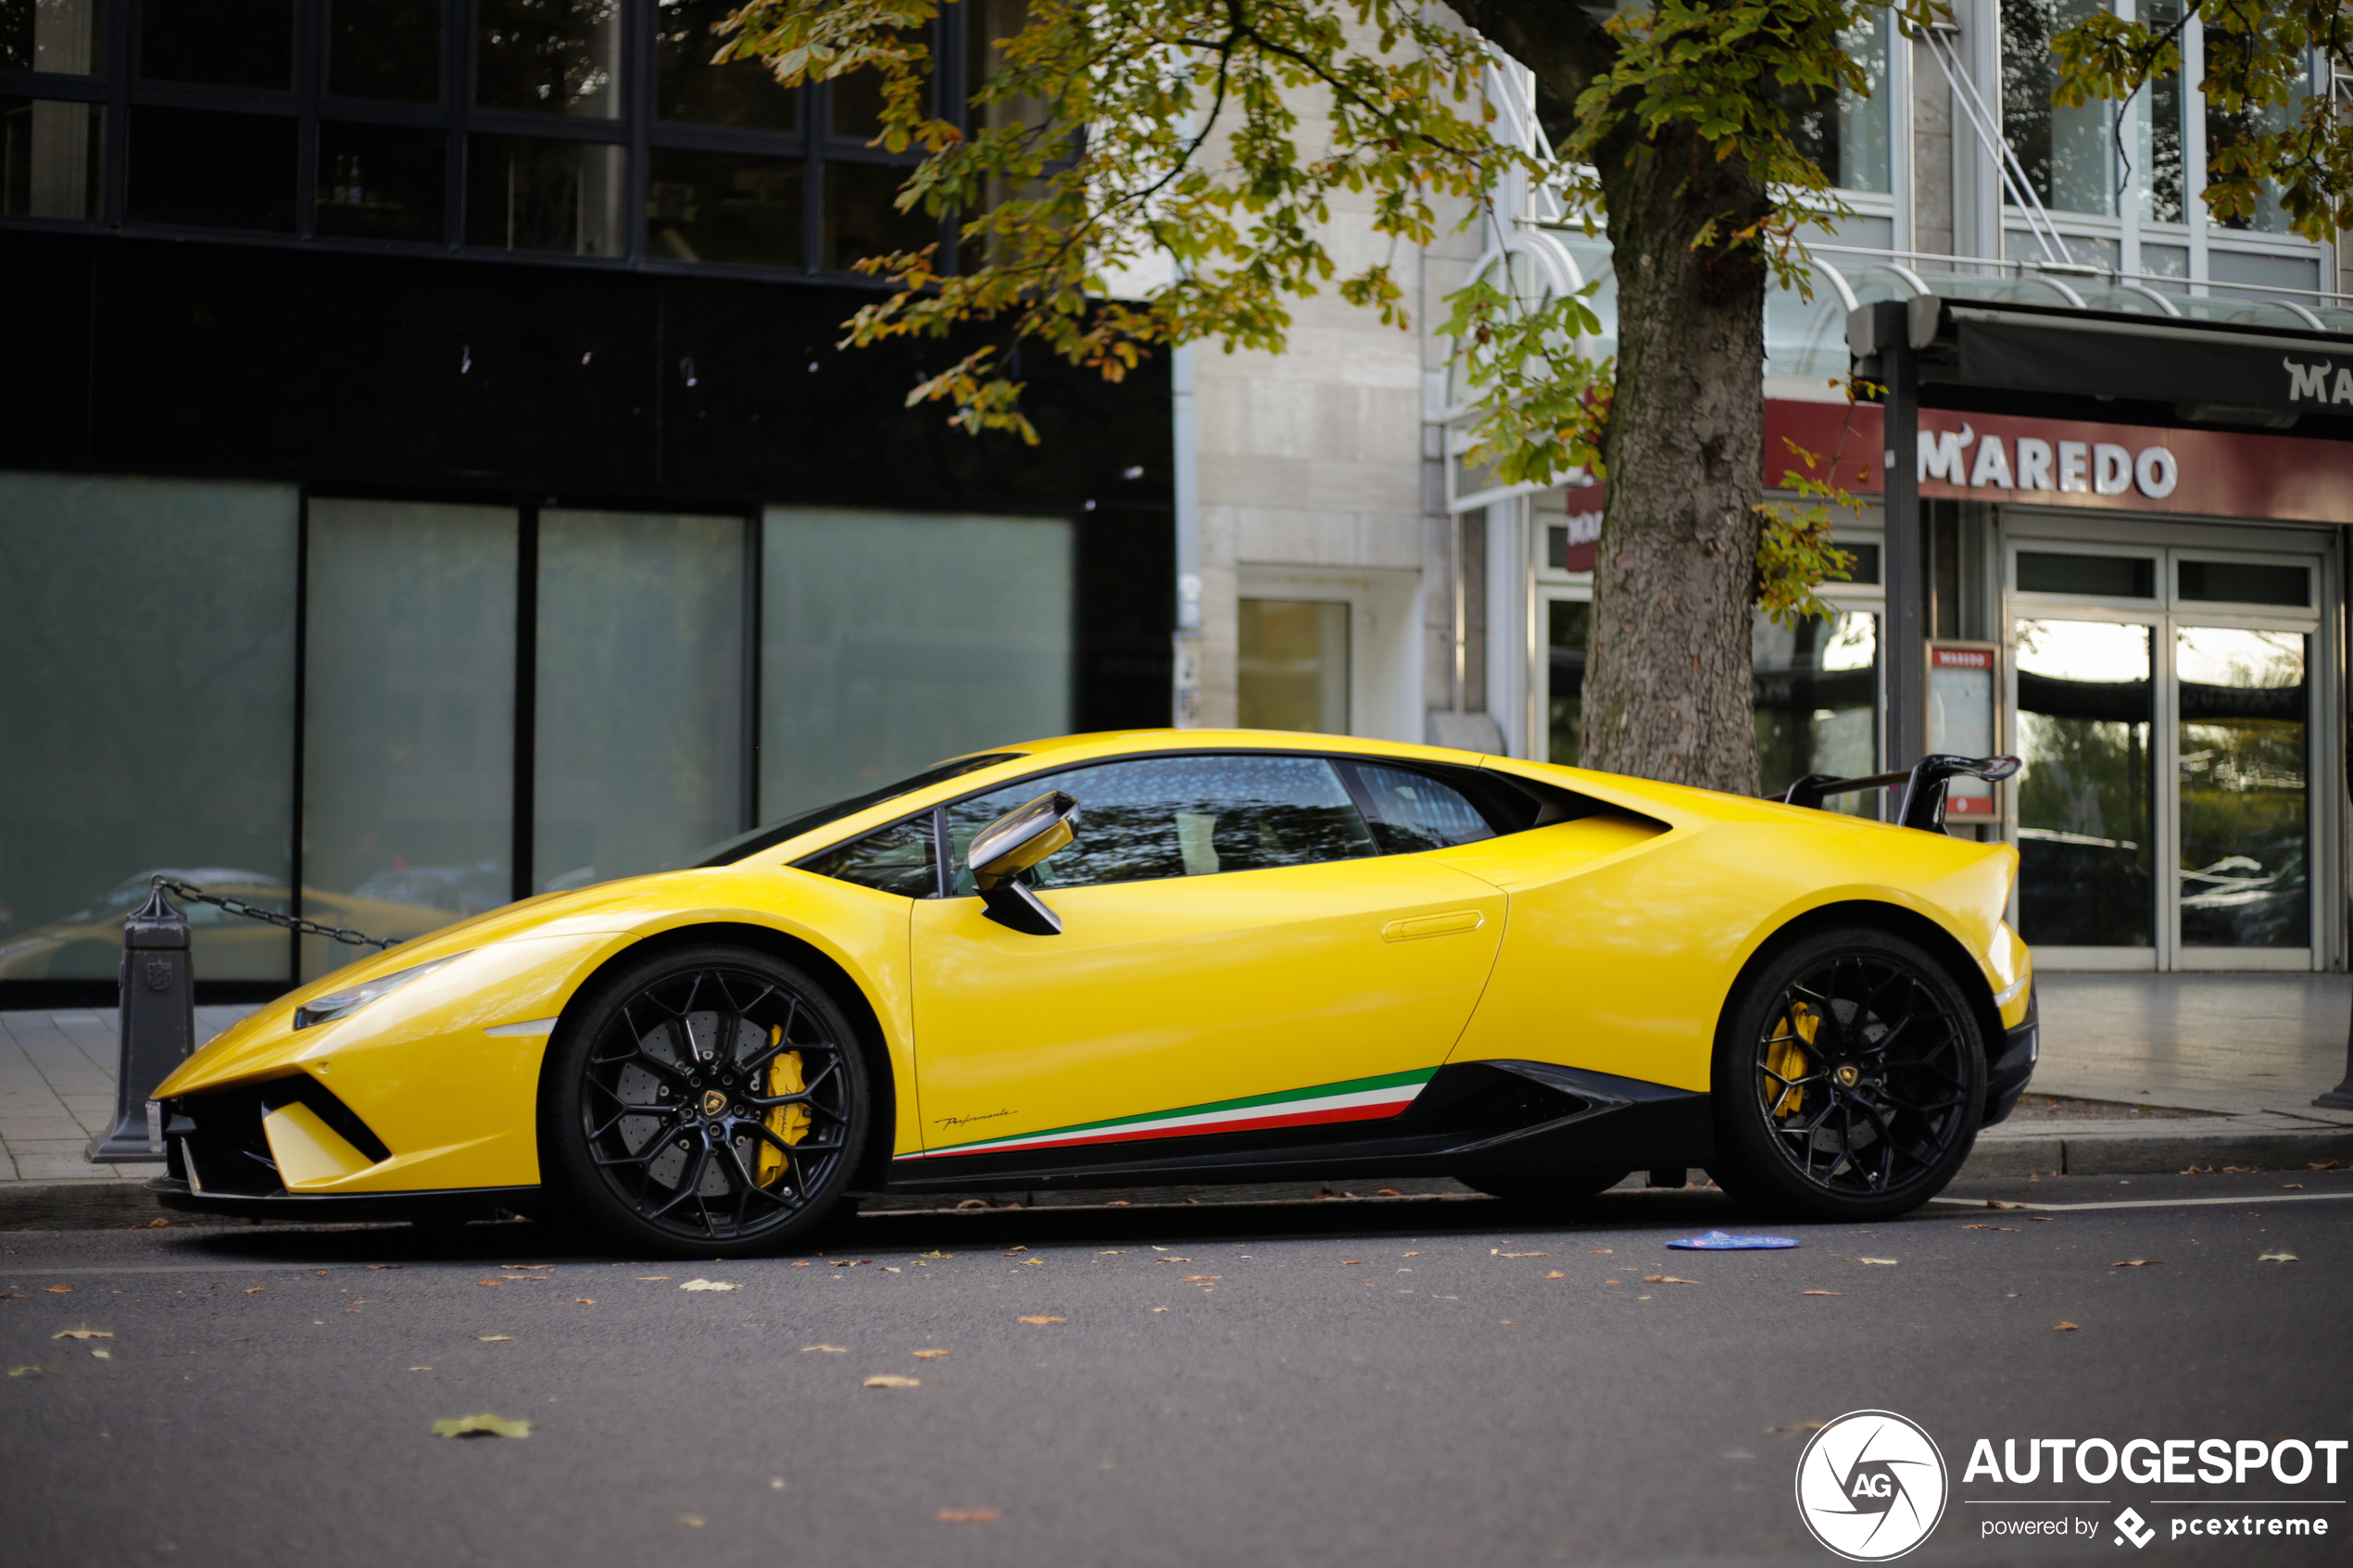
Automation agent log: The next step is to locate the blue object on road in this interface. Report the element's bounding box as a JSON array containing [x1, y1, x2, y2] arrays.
[[1666, 1230, 1799, 1250]]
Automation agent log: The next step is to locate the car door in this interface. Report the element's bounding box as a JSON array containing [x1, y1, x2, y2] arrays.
[[906, 752, 1506, 1161]]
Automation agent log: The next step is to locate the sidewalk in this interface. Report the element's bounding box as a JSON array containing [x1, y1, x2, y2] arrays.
[[3, 973, 2349, 1198]]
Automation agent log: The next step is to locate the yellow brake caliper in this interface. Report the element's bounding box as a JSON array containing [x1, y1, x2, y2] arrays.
[[1763, 1003, 1819, 1120], [755, 1024, 810, 1188]]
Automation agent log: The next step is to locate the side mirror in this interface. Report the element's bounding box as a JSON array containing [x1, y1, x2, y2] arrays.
[[967, 791, 1077, 935]]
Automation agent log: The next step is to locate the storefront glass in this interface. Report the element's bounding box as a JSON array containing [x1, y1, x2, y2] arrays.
[[2013, 619, 2155, 948], [1752, 611, 1879, 811], [535, 510, 746, 893], [0, 471, 296, 983], [2176, 627, 2308, 948], [760, 508, 1074, 819], [302, 499, 518, 979]]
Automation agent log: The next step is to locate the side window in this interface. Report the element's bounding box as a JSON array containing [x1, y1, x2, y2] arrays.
[[797, 816, 937, 897], [944, 754, 1378, 892], [1346, 762, 1497, 853]]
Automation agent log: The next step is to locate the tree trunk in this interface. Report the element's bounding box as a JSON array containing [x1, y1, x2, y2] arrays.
[[1578, 129, 1769, 796]]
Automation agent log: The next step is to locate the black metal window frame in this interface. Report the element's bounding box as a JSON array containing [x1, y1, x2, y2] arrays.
[[0, 0, 965, 281]]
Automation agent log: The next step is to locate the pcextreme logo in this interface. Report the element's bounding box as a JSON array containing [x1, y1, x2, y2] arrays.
[[1794, 1411, 1951, 1562]]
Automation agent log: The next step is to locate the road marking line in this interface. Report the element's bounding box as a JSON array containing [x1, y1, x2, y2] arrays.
[[1933, 1191, 2353, 1212]]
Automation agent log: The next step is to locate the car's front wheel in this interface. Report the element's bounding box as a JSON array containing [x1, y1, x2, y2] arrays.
[[539, 945, 870, 1257], [1708, 926, 1985, 1222]]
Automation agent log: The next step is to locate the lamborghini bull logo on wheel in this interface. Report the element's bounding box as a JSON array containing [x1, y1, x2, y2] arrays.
[[1795, 1411, 1950, 1561]]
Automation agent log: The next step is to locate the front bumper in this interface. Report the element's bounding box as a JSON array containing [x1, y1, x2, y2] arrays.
[[1982, 984, 2038, 1127], [146, 1175, 538, 1224]]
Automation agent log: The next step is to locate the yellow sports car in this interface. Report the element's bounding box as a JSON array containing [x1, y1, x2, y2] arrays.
[[150, 731, 2036, 1253]]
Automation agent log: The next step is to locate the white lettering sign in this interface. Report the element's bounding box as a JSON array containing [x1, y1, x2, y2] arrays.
[[1917, 427, 2180, 499]]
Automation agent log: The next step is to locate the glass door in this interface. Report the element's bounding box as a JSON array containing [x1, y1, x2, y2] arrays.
[[2013, 618, 2156, 954]]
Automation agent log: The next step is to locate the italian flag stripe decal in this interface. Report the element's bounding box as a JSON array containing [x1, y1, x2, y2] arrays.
[[899, 1067, 1438, 1161]]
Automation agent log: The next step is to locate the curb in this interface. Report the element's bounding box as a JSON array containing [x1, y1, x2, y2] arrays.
[[5, 1126, 2349, 1231]]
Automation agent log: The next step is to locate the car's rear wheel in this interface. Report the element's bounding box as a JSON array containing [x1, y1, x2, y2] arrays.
[[1457, 1167, 1627, 1210], [1708, 926, 1984, 1223], [539, 945, 870, 1257]]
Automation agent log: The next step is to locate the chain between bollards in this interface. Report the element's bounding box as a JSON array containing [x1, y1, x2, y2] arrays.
[[152, 876, 401, 951]]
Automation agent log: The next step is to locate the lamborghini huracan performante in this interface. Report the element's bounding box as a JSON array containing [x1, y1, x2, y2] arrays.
[[148, 731, 2037, 1254]]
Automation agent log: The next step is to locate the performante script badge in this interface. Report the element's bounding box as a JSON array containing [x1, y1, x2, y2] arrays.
[[1795, 1410, 1949, 1562]]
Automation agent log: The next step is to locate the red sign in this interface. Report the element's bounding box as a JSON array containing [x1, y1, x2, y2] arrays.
[[1931, 647, 1993, 670], [1764, 398, 2353, 524]]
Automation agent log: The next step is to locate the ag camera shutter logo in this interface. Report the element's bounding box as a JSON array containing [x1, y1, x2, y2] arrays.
[[1795, 1410, 1950, 1561]]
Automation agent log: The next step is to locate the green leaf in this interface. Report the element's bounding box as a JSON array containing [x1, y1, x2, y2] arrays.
[[432, 1412, 533, 1439]]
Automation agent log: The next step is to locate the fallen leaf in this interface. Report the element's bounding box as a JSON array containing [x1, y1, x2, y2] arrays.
[[937, 1508, 1000, 1523], [800, 1345, 848, 1354], [769, 1478, 785, 1490], [1960, 1224, 2020, 1232], [2027, 1216, 2055, 1223], [1800, 1290, 1843, 1297], [0, 1292, 22, 1299], [1401, 1252, 1420, 1259], [923, 1250, 952, 1260], [1491, 1250, 1551, 1258], [1375, 1187, 1402, 1197], [634, 1275, 671, 1281], [476, 1280, 502, 1287], [2186, 1165, 2215, 1175], [2221, 1165, 2259, 1173], [679, 1280, 738, 1292], [1604, 1278, 1620, 1286], [831, 1260, 868, 1270], [862, 1375, 922, 1388], [2053, 1321, 2080, 1332], [1544, 1271, 1566, 1280], [2259, 1251, 2298, 1263], [2112, 1259, 2161, 1267], [1986, 1200, 2026, 1210], [1180, 1275, 1219, 1283], [573, 1298, 597, 1306], [1641, 1275, 1699, 1286], [1852, 1257, 1900, 1266], [499, 1263, 550, 1270], [1340, 1261, 1363, 1266], [1152, 1257, 1192, 1263], [1151, 1307, 1169, 1313], [912, 1348, 951, 1360], [475, 1335, 513, 1342], [678, 1515, 704, 1528], [1003, 1246, 1028, 1253], [52, 1328, 112, 1340], [408, 1366, 432, 1372], [882, 1266, 902, 1273], [2309, 1160, 2341, 1171], [1015, 1258, 1043, 1266], [8, 1365, 60, 1377], [1588, 1248, 1614, 1255], [90, 1348, 110, 1360], [368, 1263, 405, 1271], [45, 1285, 73, 1294], [134, 1218, 174, 1229], [1768, 1421, 1826, 1434], [432, 1412, 532, 1438], [1097, 1250, 1127, 1256], [243, 1287, 265, 1295], [1017, 1315, 1065, 1325]]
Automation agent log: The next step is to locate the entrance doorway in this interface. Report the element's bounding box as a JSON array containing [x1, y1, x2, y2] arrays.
[[2005, 525, 2333, 971]]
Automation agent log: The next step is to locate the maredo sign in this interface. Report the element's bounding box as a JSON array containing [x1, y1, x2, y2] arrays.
[[1764, 398, 2353, 524]]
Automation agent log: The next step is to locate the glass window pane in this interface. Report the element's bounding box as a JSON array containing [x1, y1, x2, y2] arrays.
[[328, 0, 440, 103], [799, 818, 936, 897], [2178, 628, 2307, 949], [1752, 609, 1879, 814], [647, 146, 803, 267], [2208, 91, 2296, 233], [2017, 550, 2155, 599], [945, 755, 1377, 891], [464, 133, 623, 255], [1237, 599, 1348, 734], [2014, 619, 2153, 947], [657, 0, 797, 130], [0, 472, 296, 985], [476, 0, 622, 118], [2001, 0, 2115, 218], [127, 107, 296, 231], [1789, 9, 1889, 194], [317, 122, 446, 242], [534, 510, 745, 891], [1, 0, 102, 72], [820, 158, 935, 271], [1348, 762, 1493, 854], [1, 97, 103, 219], [2178, 559, 2310, 608], [1545, 598, 1588, 765], [140, 0, 292, 88], [761, 508, 1072, 819], [302, 500, 517, 980]]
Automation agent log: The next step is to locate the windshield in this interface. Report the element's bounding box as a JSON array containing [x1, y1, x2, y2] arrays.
[[687, 753, 1026, 868]]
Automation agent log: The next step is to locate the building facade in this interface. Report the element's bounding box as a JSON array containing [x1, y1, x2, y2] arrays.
[[0, 0, 1173, 1002]]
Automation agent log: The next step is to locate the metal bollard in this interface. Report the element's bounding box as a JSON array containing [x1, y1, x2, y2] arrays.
[[2319, 1007, 2353, 1110], [85, 880, 192, 1164]]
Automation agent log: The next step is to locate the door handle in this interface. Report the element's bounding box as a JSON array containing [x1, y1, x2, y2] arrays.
[[1380, 909, 1486, 943]]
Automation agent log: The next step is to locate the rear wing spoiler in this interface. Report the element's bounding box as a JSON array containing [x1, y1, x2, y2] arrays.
[[1781, 754, 2021, 834]]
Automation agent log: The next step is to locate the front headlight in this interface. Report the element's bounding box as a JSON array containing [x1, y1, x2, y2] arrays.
[[292, 953, 470, 1031]]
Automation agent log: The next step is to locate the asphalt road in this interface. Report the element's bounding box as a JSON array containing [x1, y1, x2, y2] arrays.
[[4, 1169, 2348, 1568]]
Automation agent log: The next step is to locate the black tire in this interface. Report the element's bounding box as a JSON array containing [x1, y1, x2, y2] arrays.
[[1457, 1167, 1628, 1210], [538, 945, 871, 1258], [1708, 926, 1986, 1222]]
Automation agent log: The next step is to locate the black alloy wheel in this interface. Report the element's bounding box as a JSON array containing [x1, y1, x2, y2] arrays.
[[540, 946, 868, 1256], [1709, 927, 1985, 1222]]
